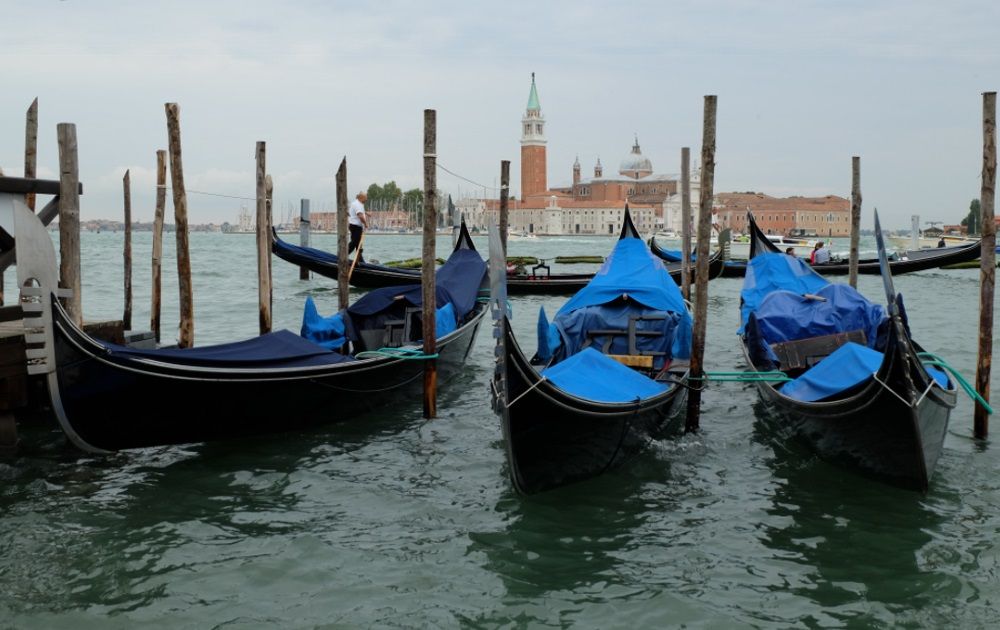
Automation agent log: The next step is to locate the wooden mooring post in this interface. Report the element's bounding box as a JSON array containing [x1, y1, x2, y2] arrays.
[[122, 169, 133, 330], [299, 198, 311, 280], [335, 158, 349, 311], [686, 95, 717, 433], [57, 123, 82, 326], [422, 109, 438, 419], [151, 150, 166, 343], [499, 160, 510, 255], [165, 103, 194, 348], [24, 98, 38, 212], [255, 142, 271, 335], [680, 146, 692, 302], [849, 156, 861, 288], [976, 91, 996, 439]]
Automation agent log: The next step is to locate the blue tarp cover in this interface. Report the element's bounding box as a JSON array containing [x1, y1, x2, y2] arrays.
[[301, 296, 348, 350], [780, 343, 952, 403], [348, 248, 485, 322], [780, 342, 883, 402], [435, 302, 457, 338], [541, 347, 668, 403], [740, 253, 829, 331], [536, 306, 560, 361], [107, 329, 354, 367], [552, 237, 692, 359], [752, 284, 887, 349]]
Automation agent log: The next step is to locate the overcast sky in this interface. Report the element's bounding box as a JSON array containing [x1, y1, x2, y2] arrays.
[[1, 0, 998, 229]]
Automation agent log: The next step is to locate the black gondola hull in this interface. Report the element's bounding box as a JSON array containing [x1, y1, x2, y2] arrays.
[[715, 240, 981, 277], [275, 233, 724, 293], [49, 299, 486, 452], [496, 317, 687, 494]]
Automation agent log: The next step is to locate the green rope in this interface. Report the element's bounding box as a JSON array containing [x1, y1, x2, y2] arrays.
[[354, 347, 440, 361], [692, 371, 792, 382], [916, 352, 993, 414]]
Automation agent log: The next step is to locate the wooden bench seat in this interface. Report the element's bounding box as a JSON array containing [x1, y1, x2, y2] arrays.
[[770, 329, 866, 372]]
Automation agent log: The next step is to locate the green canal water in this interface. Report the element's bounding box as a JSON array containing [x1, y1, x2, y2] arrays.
[[1, 231, 998, 628]]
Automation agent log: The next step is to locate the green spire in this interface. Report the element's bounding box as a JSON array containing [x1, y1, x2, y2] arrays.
[[526, 72, 540, 111]]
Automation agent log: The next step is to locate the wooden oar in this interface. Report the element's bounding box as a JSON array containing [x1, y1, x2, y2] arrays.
[[347, 230, 366, 281]]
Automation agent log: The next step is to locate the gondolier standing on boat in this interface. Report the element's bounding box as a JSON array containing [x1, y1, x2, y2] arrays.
[[349, 191, 368, 263]]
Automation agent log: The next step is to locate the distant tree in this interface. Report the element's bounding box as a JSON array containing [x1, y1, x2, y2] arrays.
[[965, 198, 981, 235]]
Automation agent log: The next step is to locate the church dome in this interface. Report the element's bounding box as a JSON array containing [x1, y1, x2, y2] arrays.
[[619, 136, 653, 178]]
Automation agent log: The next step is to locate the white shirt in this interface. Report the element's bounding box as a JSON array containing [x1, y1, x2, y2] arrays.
[[348, 198, 366, 227], [813, 246, 831, 264]]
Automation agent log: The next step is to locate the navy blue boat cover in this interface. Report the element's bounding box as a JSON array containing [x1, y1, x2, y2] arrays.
[[542, 347, 668, 403], [347, 248, 486, 322], [107, 329, 355, 367], [552, 236, 692, 361]]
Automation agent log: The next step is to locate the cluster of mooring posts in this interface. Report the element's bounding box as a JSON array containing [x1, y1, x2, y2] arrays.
[[0, 92, 995, 454]]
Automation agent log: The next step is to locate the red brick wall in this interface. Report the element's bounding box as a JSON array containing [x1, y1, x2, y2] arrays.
[[521, 145, 547, 200]]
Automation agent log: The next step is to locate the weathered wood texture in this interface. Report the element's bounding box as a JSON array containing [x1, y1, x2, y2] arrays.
[[165, 103, 194, 348], [680, 146, 692, 302], [686, 95, 717, 432], [976, 91, 997, 439], [256, 143, 271, 335], [336, 158, 349, 311], [57, 123, 82, 326], [24, 98, 38, 212], [122, 170, 133, 330], [299, 198, 310, 280], [499, 160, 510, 255], [422, 109, 438, 419], [849, 156, 862, 288], [151, 150, 166, 343]]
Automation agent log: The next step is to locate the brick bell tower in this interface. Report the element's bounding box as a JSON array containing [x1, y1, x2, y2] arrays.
[[520, 73, 547, 200]]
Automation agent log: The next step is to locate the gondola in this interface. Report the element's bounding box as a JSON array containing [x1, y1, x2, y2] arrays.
[[6, 194, 487, 453], [274, 229, 727, 294], [673, 237, 983, 278], [738, 211, 957, 491], [490, 208, 692, 494]]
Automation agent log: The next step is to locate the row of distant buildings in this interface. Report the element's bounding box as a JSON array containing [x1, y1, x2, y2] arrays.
[[295, 74, 853, 237]]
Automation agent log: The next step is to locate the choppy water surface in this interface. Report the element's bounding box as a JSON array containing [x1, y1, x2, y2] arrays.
[[2, 231, 999, 628]]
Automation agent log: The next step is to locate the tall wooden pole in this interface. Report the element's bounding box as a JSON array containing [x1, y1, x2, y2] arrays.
[[686, 95, 717, 433], [122, 169, 133, 330], [299, 198, 311, 280], [975, 91, 996, 439], [151, 150, 166, 343], [335, 157, 349, 311], [165, 103, 194, 348], [499, 160, 510, 254], [680, 146, 692, 301], [266, 174, 274, 325], [422, 109, 438, 419], [849, 156, 862, 288], [57, 123, 82, 326], [24, 98, 38, 212], [255, 142, 271, 335]]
